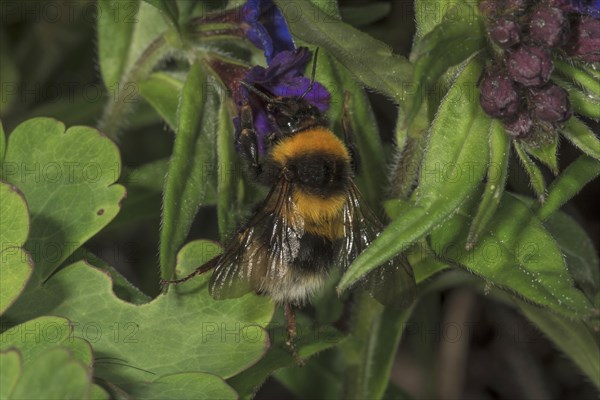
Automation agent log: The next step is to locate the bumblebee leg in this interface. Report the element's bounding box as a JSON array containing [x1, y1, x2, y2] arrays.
[[236, 101, 262, 179], [284, 303, 305, 366], [159, 255, 219, 292], [342, 91, 361, 175]]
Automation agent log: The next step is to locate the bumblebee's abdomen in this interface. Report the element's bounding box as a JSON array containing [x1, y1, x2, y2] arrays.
[[293, 232, 337, 272], [260, 232, 341, 306]]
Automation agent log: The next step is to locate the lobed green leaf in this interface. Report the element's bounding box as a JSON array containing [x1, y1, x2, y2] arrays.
[[9, 347, 92, 399], [0, 182, 32, 315], [0, 350, 22, 399], [1, 118, 125, 283], [127, 372, 236, 400], [5, 240, 274, 395]]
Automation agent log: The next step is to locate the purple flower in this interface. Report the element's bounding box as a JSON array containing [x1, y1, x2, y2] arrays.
[[507, 46, 553, 87], [479, 69, 520, 119], [552, 0, 600, 18], [234, 48, 331, 154], [566, 16, 600, 62], [530, 84, 572, 122], [504, 112, 534, 138], [241, 0, 295, 63], [490, 18, 521, 48], [529, 7, 570, 48]]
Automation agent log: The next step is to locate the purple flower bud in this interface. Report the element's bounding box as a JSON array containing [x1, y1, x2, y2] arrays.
[[507, 46, 553, 87], [529, 7, 570, 48], [504, 112, 534, 138], [490, 18, 521, 48], [566, 16, 600, 62], [479, 69, 520, 119], [530, 84, 572, 122]]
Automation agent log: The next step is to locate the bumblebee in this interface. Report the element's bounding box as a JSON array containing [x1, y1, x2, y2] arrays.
[[162, 64, 416, 349]]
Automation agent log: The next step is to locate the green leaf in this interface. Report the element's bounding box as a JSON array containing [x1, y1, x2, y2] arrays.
[[75, 249, 151, 304], [349, 305, 415, 399], [0, 182, 32, 315], [415, 0, 480, 39], [409, 243, 448, 283], [160, 64, 219, 280], [97, 0, 170, 136], [275, 0, 413, 103], [340, 3, 391, 26], [339, 60, 489, 292], [553, 58, 600, 99], [9, 347, 92, 399], [142, 0, 179, 32], [90, 384, 110, 400], [138, 72, 184, 131], [405, 11, 485, 126], [0, 349, 22, 399], [431, 193, 594, 317], [467, 120, 510, 248], [537, 155, 600, 221], [517, 300, 600, 390], [522, 135, 559, 175], [127, 372, 236, 400], [228, 315, 344, 399], [216, 94, 238, 241], [553, 75, 600, 119], [6, 240, 274, 393], [0, 120, 6, 164], [544, 211, 599, 303], [2, 118, 125, 283], [334, 64, 387, 206], [562, 117, 600, 161], [513, 141, 546, 202], [391, 101, 431, 199], [97, 0, 142, 91], [273, 350, 343, 400], [0, 316, 73, 363]]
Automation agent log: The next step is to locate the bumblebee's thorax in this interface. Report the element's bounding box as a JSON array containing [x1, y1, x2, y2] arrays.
[[270, 127, 352, 194]]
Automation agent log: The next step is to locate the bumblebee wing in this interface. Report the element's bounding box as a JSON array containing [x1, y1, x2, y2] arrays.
[[339, 183, 417, 308], [209, 178, 303, 299]]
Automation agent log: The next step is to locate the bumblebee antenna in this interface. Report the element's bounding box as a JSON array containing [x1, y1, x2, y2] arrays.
[[239, 80, 278, 103], [300, 47, 319, 100]]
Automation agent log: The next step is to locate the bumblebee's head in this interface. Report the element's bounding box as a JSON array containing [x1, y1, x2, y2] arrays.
[[240, 81, 328, 136], [266, 96, 328, 135]]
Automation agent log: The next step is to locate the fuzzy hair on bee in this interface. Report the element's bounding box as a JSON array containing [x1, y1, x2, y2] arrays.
[[163, 91, 415, 309]]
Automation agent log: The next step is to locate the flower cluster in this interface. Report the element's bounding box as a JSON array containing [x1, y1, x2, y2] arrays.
[[205, 0, 330, 155], [478, 0, 599, 140]]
